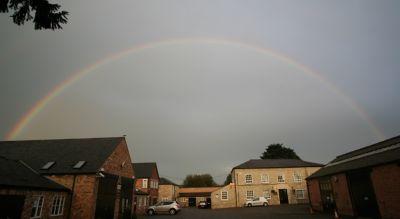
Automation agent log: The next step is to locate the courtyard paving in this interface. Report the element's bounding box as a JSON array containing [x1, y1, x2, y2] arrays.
[[138, 204, 333, 219]]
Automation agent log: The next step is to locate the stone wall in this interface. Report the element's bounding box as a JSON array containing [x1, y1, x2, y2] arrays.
[[231, 167, 320, 206], [158, 184, 179, 201]]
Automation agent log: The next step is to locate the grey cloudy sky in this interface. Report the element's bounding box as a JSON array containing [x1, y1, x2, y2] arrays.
[[1, 0, 399, 184]]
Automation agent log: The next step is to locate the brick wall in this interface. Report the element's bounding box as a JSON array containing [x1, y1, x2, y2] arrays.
[[331, 173, 354, 216], [371, 163, 400, 219], [101, 139, 134, 178], [101, 139, 135, 219], [307, 178, 323, 211], [0, 189, 70, 219], [48, 175, 98, 219]]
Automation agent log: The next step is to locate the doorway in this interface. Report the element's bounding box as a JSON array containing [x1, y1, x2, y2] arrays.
[[347, 170, 380, 218], [0, 195, 25, 219], [278, 189, 289, 204], [188, 197, 196, 207]]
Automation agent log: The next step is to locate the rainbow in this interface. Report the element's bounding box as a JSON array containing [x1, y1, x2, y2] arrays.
[[6, 37, 385, 140]]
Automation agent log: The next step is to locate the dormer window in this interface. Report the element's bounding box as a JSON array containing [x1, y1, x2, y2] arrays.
[[73, 161, 86, 169], [41, 161, 55, 170]]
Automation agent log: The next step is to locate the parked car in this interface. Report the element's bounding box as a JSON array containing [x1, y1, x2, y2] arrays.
[[245, 197, 269, 207], [198, 200, 211, 209], [147, 201, 181, 215]]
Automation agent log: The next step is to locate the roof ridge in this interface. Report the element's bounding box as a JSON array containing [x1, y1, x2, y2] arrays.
[[1, 136, 125, 143]]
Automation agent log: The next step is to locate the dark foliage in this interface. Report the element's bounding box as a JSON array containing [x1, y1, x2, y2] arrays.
[[182, 174, 217, 187], [0, 0, 68, 30], [224, 173, 232, 185], [260, 143, 300, 159]]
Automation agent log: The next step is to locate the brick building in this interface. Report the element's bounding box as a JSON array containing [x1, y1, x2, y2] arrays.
[[133, 189, 149, 215], [158, 177, 179, 201], [211, 159, 322, 209], [177, 187, 220, 207], [132, 162, 160, 211], [0, 137, 135, 219], [307, 135, 400, 219], [0, 156, 71, 219]]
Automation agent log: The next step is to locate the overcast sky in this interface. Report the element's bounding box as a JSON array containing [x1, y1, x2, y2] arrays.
[[1, 0, 399, 184]]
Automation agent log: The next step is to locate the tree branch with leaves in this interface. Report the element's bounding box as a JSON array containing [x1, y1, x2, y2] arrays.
[[0, 0, 68, 30]]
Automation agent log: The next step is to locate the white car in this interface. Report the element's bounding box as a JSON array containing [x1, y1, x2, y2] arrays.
[[245, 197, 269, 207]]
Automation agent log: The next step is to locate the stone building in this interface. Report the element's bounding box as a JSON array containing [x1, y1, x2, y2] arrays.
[[307, 135, 400, 219], [132, 162, 160, 207], [0, 156, 71, 219], [177, 187, 220, 207], [212, 159, 322, 209], [158, 177, 179, 201], [0, 137, 135, 219]]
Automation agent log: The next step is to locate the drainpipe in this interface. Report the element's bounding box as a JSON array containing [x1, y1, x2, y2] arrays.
[[68, 175, 77, 219], [235, 172, 238, 208]]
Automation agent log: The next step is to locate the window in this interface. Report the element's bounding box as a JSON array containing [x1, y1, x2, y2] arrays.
[[261, 174, 269, 183], [41, 161, 55, 170], [73, 161, 86, 169], [221, 191, 228, 200], [30, 196, 44, 218], [245, 174, 253, 184], [277, 174, 285, 183], [293, 172, 302, 183], [263, 190, 271, 200], [142, 179, 148, 188], [246, 190, 254, 200], [296, 189, 305, 199], [51, 195, 65, 216]]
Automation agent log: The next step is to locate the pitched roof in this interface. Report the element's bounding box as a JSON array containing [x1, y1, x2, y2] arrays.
[[0, 137, 124, 174], [307, 135, 400, 179], [233, 159, 323, 170], [159, 177, 179, 186], [132, 162, 158, 179], [0, 156, 69, 191], [178, 187, 221, 196]]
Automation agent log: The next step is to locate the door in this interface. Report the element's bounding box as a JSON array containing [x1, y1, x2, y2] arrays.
[[279, 189, 289, 204], [119, 177, 133, 219], [0, 195, 25, 219], [188, 197, 196, 207], [319, 178, 334, 212], [95, 175, 118, 219], [347, 170, 380, 218]]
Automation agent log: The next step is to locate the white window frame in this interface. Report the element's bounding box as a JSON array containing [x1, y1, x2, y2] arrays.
[[142, 179, 148, 188], [30, 195, 44, 218], [295, 189, 305, 199], [261, 174, 269, 184], [277, 174, 285, 183], [246, 190, 254, 200], [263, 190, 271, 200], [221, 191, 228, 200], [50, 195, 65, 216], [245, 174, 253, 184], [293, 172, 302, 183]]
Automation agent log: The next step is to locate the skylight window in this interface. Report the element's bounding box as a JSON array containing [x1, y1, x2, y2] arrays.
[[41, 161, 55, 170], [73, 161, 86, 169]]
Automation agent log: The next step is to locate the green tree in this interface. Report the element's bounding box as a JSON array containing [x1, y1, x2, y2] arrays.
[[224, 173, 232, 185], [260, 143, 300, 159], [0, 0, 68, 30], [182, 174, 217, 187]]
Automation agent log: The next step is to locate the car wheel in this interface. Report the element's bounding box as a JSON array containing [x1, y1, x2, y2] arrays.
[[169, 208, 176, 215], [247, 203, 252, 207], [148, 209, 155, 216], [263, 202, 268, 207]]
